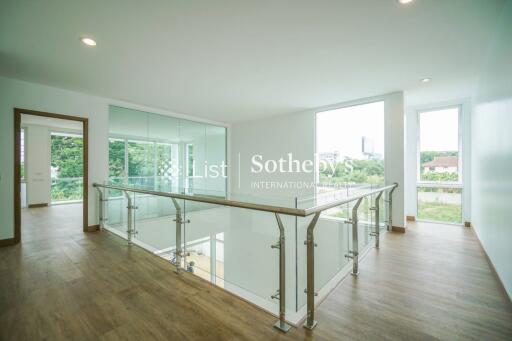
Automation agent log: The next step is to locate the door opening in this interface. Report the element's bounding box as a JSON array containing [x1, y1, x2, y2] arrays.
[[14, 108, 89, 244]]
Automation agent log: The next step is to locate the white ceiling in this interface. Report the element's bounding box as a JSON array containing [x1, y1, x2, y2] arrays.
[[0, 0, 505, 122]]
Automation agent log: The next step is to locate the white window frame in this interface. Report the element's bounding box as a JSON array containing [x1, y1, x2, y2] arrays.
[[416, 105, 463, 186], [314, 98, 386, 191]]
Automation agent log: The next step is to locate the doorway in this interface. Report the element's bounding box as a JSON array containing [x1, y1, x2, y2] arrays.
[[13, 108, 89, 243]]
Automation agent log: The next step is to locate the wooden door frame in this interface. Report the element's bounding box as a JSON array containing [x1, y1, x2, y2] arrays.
[[13, 108, 90, 244]]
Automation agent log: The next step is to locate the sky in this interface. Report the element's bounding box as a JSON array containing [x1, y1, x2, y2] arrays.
[[316, 103, 459, 160], [316, 101, 385, 159], [419, 107, 459, 151]]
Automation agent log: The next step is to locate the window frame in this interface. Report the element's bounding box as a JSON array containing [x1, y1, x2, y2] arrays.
[[415, 104, 464, 225], [108, 135, 179, 193], [314, 99, 386, 190]]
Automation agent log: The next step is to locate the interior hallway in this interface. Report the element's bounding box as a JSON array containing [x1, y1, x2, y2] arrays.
[[0, 207, 511, 340]]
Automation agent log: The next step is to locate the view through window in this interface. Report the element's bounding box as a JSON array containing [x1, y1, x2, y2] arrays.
[[417, 107, 462, 223], [108, 105, 227, 198], [316, 101, 385, 220], [108, 138, 178, 193]]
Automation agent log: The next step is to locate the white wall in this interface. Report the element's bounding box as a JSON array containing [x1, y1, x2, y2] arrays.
[[471, 0, 512, 298], [25, 125, 51, 205], [230, 92, 405, 228], [231, 109, 315, 200], [0, 76, 228, 241]]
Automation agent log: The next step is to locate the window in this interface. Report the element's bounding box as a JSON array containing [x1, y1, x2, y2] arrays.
[[108, 138, 178, 191], [109, 138, 126, 182], [128, 139, 155, 188], [316, 101, 385, 221], [417, 106, 462, 224], [186, 144, 194, 177], [186, 143, 194, 191], [155, 142, 173, 191], [316, 101, 385, 190], [418, 107, 460, 183], [108, 105, 227, 197]]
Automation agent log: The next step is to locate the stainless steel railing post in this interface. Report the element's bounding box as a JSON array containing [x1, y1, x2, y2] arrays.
[[303, 212, 321, 330], [347, 197, 363, 276], [123, 191, 135, 245], [271, 213, 291, 332], [95, 187, 105, 230], [372, 191, 384, 248], [344, 197, 363, 275], [387, 184, 397, 231], [171, 198, 186, 273]]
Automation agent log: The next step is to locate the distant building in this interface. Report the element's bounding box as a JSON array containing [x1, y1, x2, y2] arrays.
[[319, 151, 340, 164], [423, 156, 458, 173]]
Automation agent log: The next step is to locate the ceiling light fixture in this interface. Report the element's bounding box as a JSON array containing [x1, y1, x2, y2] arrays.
[[398, 0, 414, 4], [421, 77, 432, 83], [80, 37, 97, 47]]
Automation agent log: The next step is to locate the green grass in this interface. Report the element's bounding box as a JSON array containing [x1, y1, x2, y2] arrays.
[[418, 201, 461, 223]]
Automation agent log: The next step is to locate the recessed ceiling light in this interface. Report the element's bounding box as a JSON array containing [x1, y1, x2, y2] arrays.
[[80, 37, 97, 47], [421, 77, 432, 83], [398, 0, 414, 4]]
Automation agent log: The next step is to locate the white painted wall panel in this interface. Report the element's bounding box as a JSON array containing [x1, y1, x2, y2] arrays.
[[471, 0, 512, 298], [25, 125, 51, 205]]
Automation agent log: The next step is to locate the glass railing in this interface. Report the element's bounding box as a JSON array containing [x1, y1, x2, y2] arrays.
[[94, 181, 398, 333]]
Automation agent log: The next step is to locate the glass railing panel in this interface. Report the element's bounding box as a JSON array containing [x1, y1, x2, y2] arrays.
[[379, 190, 388, 231], [104, 186, 129, 237], [181, 200, 227, 283], [95, 182, 396, 327], [131, 192, 179, 254], [296, 208, 351, 313], [182, 199, 299, 319]]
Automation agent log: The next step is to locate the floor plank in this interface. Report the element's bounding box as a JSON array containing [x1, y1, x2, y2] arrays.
[[1, 205, 511, 340]]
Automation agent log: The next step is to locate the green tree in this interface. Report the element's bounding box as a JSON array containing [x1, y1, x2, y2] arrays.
[[50, 134, 83, 201], [319, 158, 384, 185], [51, 135, 83, 177], [109, 139, 126, 177]]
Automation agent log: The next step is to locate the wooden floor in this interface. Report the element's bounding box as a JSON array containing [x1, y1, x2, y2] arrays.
[[1, 205, 511, 340]]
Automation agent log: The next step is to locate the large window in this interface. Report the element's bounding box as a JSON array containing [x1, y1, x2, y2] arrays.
[[185, 143, 194, 191], [316, 101, 385, 221], [417, 106, 462, 223], [108, 105, 227, 197], [316, 101, 385, 190], [108, 138, 177, 192], [128, 139, 155, 188]]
